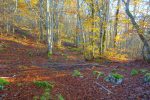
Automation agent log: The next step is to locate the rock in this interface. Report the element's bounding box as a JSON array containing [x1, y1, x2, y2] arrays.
[[144, 73, 150, 83], [105, 73, 124, 85]]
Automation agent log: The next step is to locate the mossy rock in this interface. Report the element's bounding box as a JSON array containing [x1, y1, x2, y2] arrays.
[[144, 73, 150, 83], [105, 73, 124, 85]]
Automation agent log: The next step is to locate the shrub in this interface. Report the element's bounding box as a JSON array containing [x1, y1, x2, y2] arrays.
[[34, 81, 54, 89], [131, 69, 139, 76], [72, 70, 83, 78], [93, 71, 104, 79]]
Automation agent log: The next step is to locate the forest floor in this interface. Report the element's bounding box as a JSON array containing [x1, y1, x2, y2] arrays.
[[0, 33, 150, 100]]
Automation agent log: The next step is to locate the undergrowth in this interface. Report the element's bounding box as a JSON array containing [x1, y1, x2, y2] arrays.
[[34, 81, 54, 89], [93, 71, 104, 79], [33, 81, 54, 100], [0, 78, 10, 90], [131, 69, 139, 76], [72, 70, 83, 78]]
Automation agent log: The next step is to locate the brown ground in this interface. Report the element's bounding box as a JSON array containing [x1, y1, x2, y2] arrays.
[[0, 33, 150, 100]]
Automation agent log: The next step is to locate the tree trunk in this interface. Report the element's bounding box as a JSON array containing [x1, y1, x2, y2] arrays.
[[39, 0, 44, 40], [114, 0, 120, 48], [46, 0, 53, 54], [122, 0, 150, 62]]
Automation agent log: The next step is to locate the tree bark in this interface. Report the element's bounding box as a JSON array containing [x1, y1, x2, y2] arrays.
[[114, 0, 120, 48], [46, 0, 53, 54], [39, 0, 44, 40]]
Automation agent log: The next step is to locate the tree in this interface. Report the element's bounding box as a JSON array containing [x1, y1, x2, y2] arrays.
[[114, 0, 121, 48], [122, 0, 150, 62], [46, 0, 53, 54], [39, 0, 44, 40]]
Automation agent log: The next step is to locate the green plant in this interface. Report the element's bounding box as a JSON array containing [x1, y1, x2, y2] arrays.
[[58, 94, 65, 100], [0, 78, 10, 90], [33, 96, 39, 100], [93, 71, 104, 79], [0, 78, 10, 86], [33, 82, 54, 100], [139, 69, 148, 74], [40, 88, 51, 100], [144, 73, 150, 83], [48, 51, 52, 58], [72, 70, 83, 77], [34, 81, 54, 89], [131, 69, 139, 76]]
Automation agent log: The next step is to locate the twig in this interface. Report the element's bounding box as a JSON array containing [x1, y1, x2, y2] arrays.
[[94, 82, 113, 94]]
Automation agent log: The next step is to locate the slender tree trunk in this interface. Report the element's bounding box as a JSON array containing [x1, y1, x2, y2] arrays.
[[39, 0, 44, 40], [46, 0, 53, 54], [75, 0, 80, 47], [114, 0, 120, 48]]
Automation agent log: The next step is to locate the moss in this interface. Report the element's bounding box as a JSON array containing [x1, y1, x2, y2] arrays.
[[111, 73, 124, 79]]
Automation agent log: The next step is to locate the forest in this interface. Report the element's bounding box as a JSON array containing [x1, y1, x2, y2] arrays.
[[0, 0, 150, 100]]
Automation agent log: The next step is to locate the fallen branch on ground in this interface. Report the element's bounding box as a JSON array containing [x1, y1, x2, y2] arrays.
[[48, 63, 105, 67], [94, 82, 113, 94]]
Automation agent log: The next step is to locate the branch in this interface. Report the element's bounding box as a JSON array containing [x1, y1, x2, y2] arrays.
[[95, 82, 113, 94], [122, 0, 126, 4]]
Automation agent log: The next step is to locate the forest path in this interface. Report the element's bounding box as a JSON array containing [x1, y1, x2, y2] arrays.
[[0, 33, 103, 71], [0, 33, 150, 100]]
